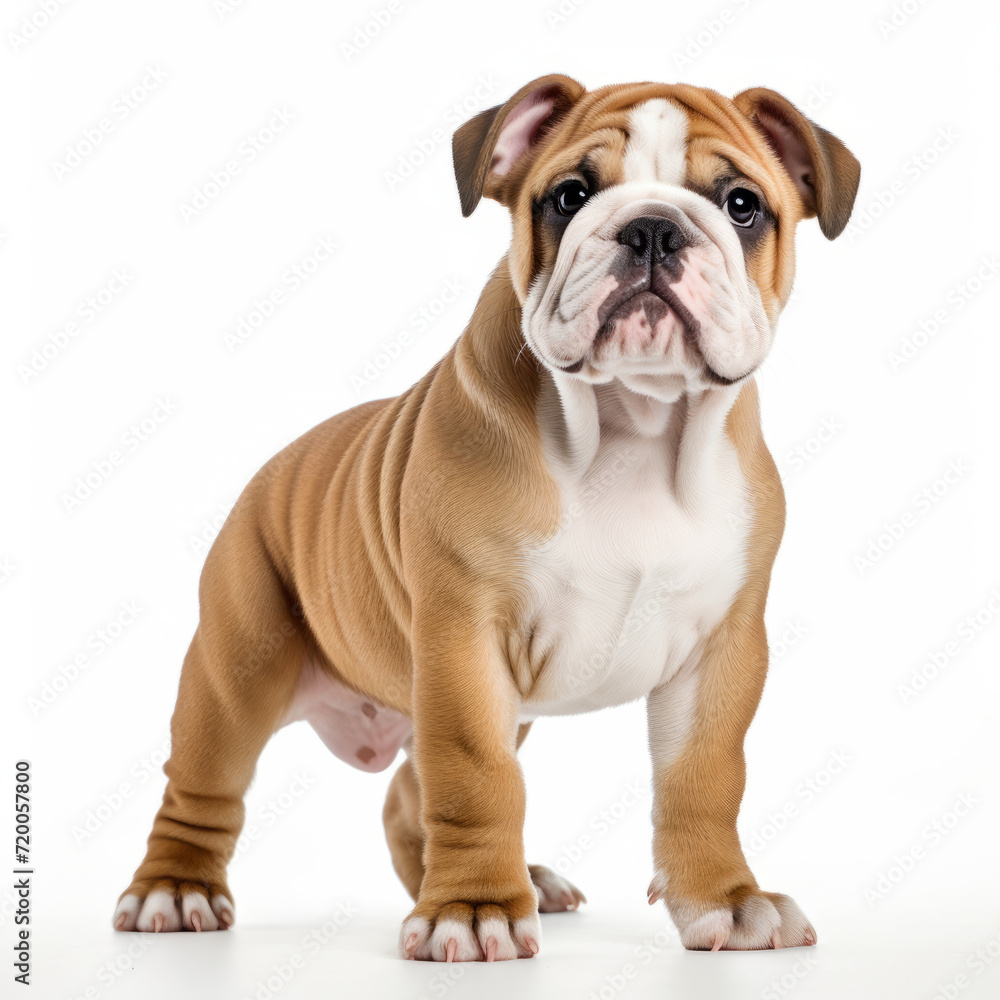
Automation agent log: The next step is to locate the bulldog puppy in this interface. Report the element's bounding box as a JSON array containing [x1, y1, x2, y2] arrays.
[[113, 75, 859, 960]]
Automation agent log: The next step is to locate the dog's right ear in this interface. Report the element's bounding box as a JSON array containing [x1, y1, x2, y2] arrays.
[[733, 87, 860, 240], [452, 74, 585, 217]]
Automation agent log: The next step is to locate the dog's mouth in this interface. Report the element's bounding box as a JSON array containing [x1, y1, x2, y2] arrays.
[[702, 363, 752, 385], [553, 280, 705, 377], [535, 232, 769, 389], [594, 289, 673, 344]]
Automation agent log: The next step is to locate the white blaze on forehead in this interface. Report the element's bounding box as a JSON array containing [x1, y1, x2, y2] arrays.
[[623, 98, 689, 186]]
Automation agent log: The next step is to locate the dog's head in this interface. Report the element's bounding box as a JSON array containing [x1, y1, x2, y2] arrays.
[[453, 75, 860, 397]]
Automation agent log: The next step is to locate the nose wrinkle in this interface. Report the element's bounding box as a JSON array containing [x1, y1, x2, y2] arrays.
[[557, 253, 618, 323], [606, 197, 706, 251]]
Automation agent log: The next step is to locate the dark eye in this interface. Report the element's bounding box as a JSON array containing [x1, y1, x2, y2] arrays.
[[725, 188, 759, 227], [553, 179, 590, 217]]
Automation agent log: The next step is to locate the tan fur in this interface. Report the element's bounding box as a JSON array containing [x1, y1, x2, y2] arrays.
[[119, 260, 559, 932], [383, 723, 575, 910], [116, 75, 858, 955], [647, 380, 788, 929]]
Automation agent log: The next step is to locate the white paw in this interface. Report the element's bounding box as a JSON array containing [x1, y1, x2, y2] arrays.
[[530, 866, 587, 912], [665, 888, 816, 951], [113, 888, 234, 933], [474, 915, 520, 961], [429, 919, 484, 962], [400, 906, 541, 962], [181, 892, 221, 932]]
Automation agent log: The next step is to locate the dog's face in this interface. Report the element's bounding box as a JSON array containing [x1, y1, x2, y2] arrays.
[[454, 76, 860, 398]]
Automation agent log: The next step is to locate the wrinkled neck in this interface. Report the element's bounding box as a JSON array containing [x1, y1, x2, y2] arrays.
[[538, 370, 741, 505]]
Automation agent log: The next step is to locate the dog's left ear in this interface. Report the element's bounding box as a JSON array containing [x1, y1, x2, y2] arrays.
[[733, 88, 860, 240], [453, 73, 585, 217]]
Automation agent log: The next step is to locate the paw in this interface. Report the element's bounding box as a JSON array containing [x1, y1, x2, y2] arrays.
[[529, 865, 586, 912], [400, 901, 541, 962], [113, 879, 234, 933], [651, 880, 816, 951]]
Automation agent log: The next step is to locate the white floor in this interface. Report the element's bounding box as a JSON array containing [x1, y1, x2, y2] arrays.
[[19, 707, 1000, 1000], [35, 897, 1000, 1000]]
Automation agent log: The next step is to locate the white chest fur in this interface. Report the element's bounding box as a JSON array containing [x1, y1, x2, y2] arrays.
[[517, 378, 750, 718]]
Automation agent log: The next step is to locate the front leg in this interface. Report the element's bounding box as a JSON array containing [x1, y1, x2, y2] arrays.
[[399, 606, 539, 962], [646, 607, 816, 951]]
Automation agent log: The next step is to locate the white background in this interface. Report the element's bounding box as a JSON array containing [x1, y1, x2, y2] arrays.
[[4, 0, 1000, 997]]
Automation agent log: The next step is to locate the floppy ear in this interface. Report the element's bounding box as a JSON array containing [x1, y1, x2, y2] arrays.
[[733, 88, 861, 240], [452, 73, 585, 217]]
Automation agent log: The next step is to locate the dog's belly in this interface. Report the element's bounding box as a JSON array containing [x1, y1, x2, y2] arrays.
[[517, 427, 750, 718], [280, 657, 412, 773]]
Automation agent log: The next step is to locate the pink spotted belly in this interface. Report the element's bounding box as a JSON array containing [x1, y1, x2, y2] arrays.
[[280, 658, 412, 773]]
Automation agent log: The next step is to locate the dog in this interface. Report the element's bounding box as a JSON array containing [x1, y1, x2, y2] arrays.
[[112, 74, 860, 960]]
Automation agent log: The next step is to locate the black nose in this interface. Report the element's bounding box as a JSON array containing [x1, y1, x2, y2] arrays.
[[616, 216, 686, 264]]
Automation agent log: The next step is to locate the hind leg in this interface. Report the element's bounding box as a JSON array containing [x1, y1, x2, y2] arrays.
[[382, 757, 425, 900], [383, 724, 586, 913], [113, 521, 306, 932]]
